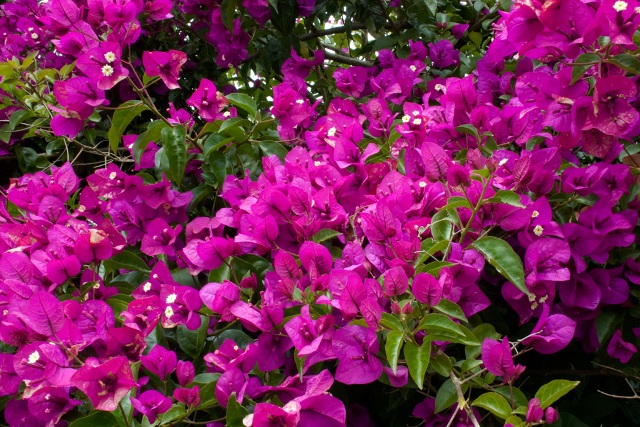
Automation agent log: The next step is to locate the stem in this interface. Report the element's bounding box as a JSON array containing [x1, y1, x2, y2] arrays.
[[449, 372, 481, 427], [118, 402, 131, 427]]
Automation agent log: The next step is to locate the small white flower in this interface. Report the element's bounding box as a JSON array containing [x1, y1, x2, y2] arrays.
[[314, 160, 321, 166], [166, 293, 177, 304], [109, 171, 117, 180], [164, 306, 174, 318], [413, 118, 422, 125], [327, 127, 337, 137], [296, 99, 305, 104], [402, 115, 411, 123], [533, 225, 544, 236], [31, 33, 38, 40], [143, 282, 152, 292], [104, 51, 116, 63], [531, 210, 540, 218], [613, 0, 628, 11], [410, 65, 417, 72], [498, 158, 508, 166], [28, 351, 40, 364], [418, 181, 427, 188], [101, 64, 114, 77], [223, 111, 231, 117]]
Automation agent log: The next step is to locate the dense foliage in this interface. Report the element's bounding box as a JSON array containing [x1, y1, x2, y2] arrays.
[[0, 0, 639, 425]]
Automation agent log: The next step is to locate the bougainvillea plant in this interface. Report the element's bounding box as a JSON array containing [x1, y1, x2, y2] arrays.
[[0, 0, 639, 426]]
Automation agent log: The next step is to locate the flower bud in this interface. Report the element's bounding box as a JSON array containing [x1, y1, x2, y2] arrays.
[[545, 407, 559, 424]]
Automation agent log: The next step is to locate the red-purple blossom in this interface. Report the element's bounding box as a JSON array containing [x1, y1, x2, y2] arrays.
[[131, 390, 172, 423], [76, 41, 129, 90], [140, 344, 177, 380], [481, 337, 525, 383], [522, 306, 576, 354], [332, 325, 382, 385], [607, 329, 637, 363], [70, 356, 135, 411], [526, 398, 544, 423], [142, 50, 187, 90], [187, 78, 229, 122]]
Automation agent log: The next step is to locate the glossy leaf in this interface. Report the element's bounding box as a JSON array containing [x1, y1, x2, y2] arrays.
[[404, 340, 430, 389], [108, 100, 149, 153], [161, 124, 187, 187], [385, 330, 404, 375], [103, 249, 151, 273], [472, 392, 512, 420], [535, 380, 580, 409], [471, 236, 527, 295], [226, 92, 257, 117]]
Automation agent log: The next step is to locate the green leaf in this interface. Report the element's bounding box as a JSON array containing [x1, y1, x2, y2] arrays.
[[435, 379, 460, 413], [572, 53, 600, 84], [607, 53, 640, 76], [415, 239, 448, 267], [258, 140, 289, 162], [595, 308, 623, 344], [432, 299, 467, 322], [431, 208, 459, 241], [385, 330, 404, 375], [176, 315, 208, 358], [442, 196, 472, 210], [159, 404, 186, 425], [134, 121, 169, 164], [404, 340, 430, 389], [226, 393, 249, 427], [455, 124, 479, 141], [423, 0, 437, 15], [472, 392, 512, 420], [535, 379, 580, 409], [312, 228, 342, 243], [226, 93, 257, 117], [485, 190, 523, 207], [9, 110, 33, 130], [220, 0, 237, 32], [103, 249, 150, 273], [161, 124, 187, 187], [495, 385, 529, 408], [380, 312, 404, 331], [68, 412, 117, 427], [429, 352, 453, 377], [418, 313, 478, 345], [471, 236, 527, 295], [108, 101, 149, 153]]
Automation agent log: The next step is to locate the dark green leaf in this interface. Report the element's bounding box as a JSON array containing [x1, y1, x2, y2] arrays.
[[429, 352, 453, 377], [312, 228, 342, 243], [68, 412, 117, 427], [404, 340, 430, 389], [385, 330, 404, 375], [495, 385, 529, 408], [176, 315, 208, 358], [9, 110, 33, 130], [258, 140, 289, 162], [414, 239, 448, 267], [226, 93, 257, 117], [472, 392, 512, 420], [161, 124, 187, 187], [471, 236, 527, 295], [535, 380, 580, 409], [103, 249, 150, 273], [572, 53, 600, 84], [220, 0, 237, 32], [435, 379, 460, 413], [134, 121, 169, 164], [423, 0, 437, 15], [226, 393, 249, 427], [108, 101, 149, 153], [608, 53, 640, 76], [485, 190, 523, 207]]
